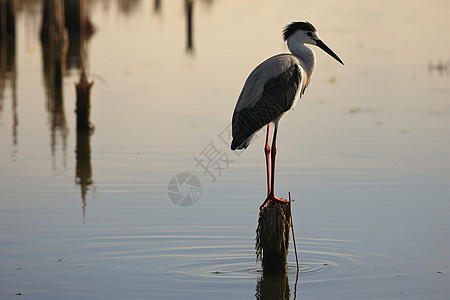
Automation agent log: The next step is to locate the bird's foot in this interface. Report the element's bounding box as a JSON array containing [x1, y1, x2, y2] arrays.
[[259, 195, 289, 210]]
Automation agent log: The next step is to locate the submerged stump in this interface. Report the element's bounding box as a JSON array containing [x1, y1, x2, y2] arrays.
[[75, 70, 94, 131], [256, 201, 291, 273]]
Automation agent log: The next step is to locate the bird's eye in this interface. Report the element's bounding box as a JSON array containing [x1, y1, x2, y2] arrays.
[[307, 32, 313, 37]]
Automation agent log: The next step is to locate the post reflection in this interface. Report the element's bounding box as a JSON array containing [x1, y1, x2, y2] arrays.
[[11, 0, 218, 212], [118, 0, 140, 14], [0, 0, 18, 149], [75, 62, 94, 219], [40, 0, 69, 167], [185, 0, 194, 54], [153, 0, 161, 14], [0, 31, 18, 146], [40, 0, 95, 216], [75, 68, 94, 218], [66, 0, 95, 216], [75, 130, 93, 218], [64, 0, 94, 71], [255, 273, 292, 300]]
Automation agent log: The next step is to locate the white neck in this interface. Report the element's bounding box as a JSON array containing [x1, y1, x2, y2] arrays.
[[287, 38, 316, 78]]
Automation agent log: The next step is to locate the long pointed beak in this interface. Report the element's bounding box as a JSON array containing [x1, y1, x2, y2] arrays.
[[315, 39, 344, 65]]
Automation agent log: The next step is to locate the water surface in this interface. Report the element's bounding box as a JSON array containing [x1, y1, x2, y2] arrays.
[[1, 0, 449, 299]]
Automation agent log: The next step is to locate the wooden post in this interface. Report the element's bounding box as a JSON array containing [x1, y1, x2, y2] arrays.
[[75, 70, 94, 132], [256, 201, 291, 273]]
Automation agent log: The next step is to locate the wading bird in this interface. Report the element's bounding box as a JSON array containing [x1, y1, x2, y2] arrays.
[[231, 21, 344, 209]]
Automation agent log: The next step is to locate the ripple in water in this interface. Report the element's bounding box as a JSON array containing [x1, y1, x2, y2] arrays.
[[89, 229, 396, 285], [159, 236, 362, 281]]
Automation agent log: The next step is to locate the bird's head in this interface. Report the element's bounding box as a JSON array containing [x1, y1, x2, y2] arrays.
[[283, 21, 344, 65]]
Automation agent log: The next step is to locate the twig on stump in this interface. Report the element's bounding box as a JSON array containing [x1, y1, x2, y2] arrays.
[[256, 200, 291, 273], [289, 192, 299, 272]]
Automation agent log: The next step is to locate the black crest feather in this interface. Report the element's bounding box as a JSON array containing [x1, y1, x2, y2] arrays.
[[282, 21, 316, 41]]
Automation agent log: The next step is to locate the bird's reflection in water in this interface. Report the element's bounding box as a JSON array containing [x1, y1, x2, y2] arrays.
[[256, 272, 296, 300]]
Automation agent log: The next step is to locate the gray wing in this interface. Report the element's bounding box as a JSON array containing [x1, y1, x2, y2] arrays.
[[231, 62, 302, 150]]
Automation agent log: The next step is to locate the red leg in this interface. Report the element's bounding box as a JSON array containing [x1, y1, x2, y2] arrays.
[[264, 124, 271, 197], [270, 124, 278, 198], [260, 123, 288, 210], [269, 124, 286, 203]]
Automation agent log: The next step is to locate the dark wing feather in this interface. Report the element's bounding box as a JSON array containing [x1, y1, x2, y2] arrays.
[[231, 64, 301, 150]]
